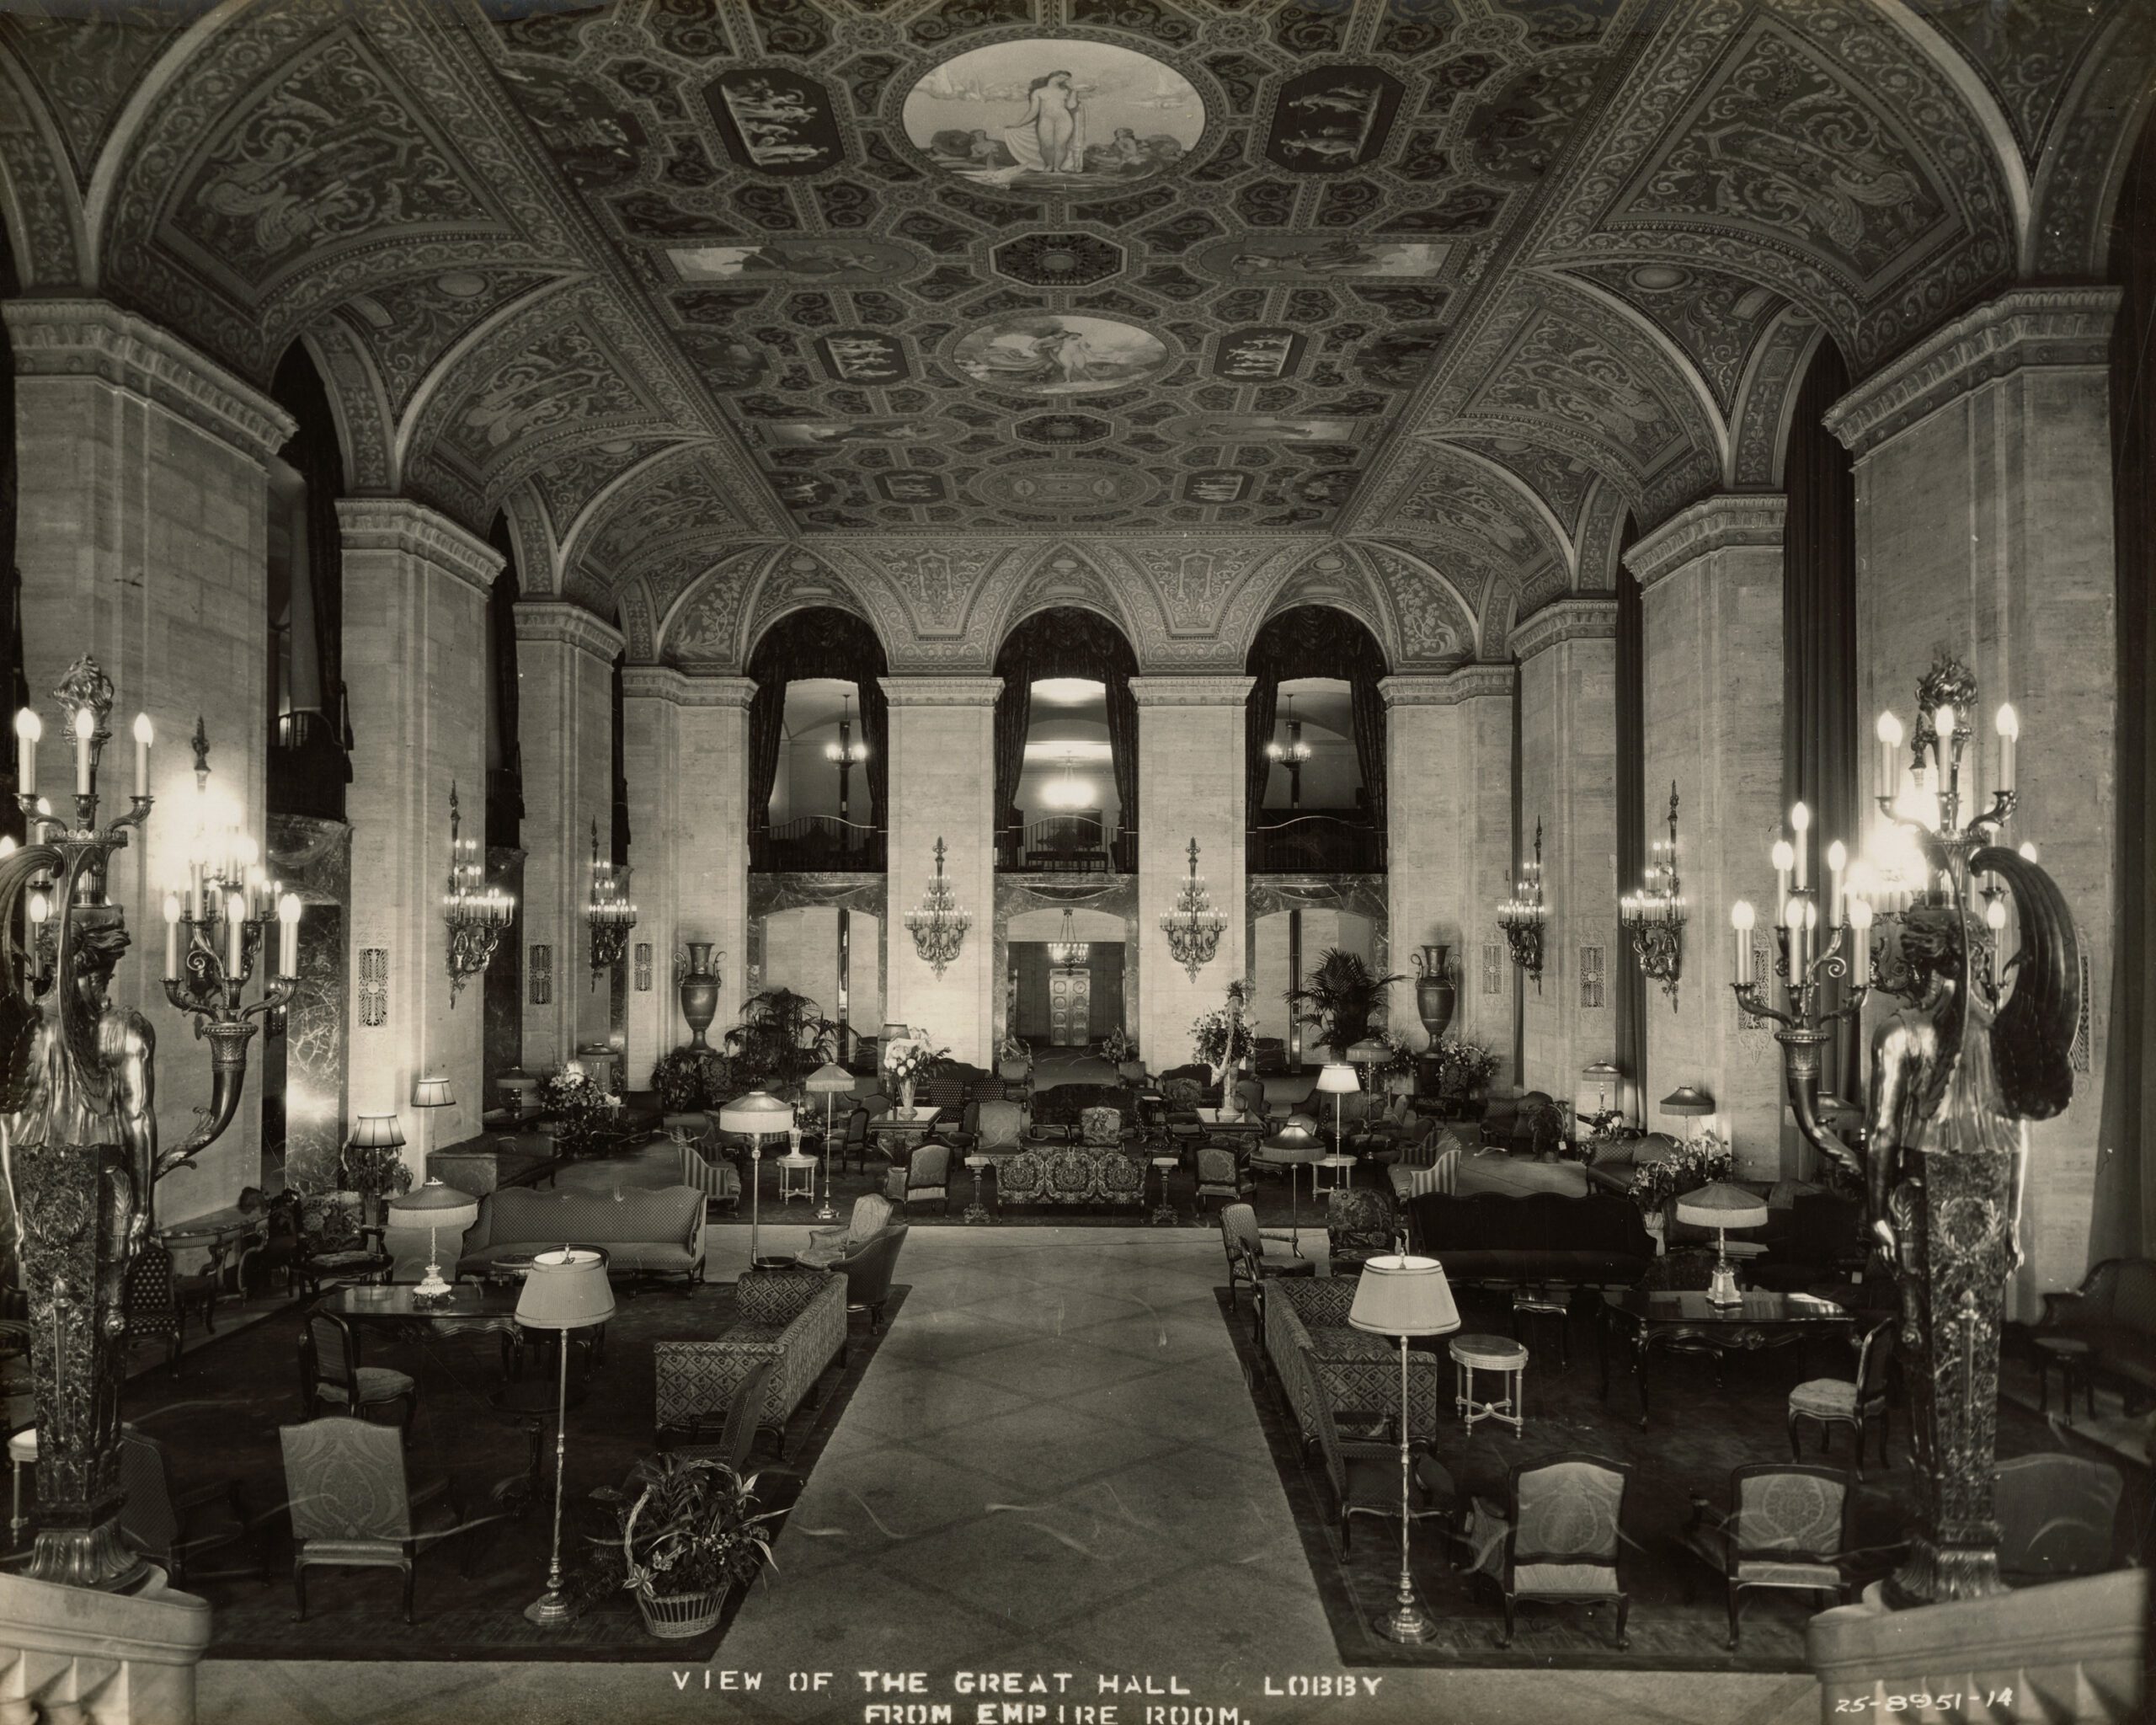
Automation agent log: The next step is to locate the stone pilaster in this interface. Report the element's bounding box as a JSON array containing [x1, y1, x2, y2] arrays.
[[514, 602, 624, 1075], [881, 676, 1001, 1065], [1381, 665, 1516, 1080], [339, 500, 502, 1173], [8, 300, 295, 1221], [1133, 676, 1255, 1076], [1513, 599, 1620, 1099], [1827, 286, 2119, 1308], [621, 667, 757, 1079], [1627, 495, 1790, 1177]]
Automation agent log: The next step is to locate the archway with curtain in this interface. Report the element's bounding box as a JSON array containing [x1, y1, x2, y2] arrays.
[[991, 606, 1141, 873], [1245, 605, 1390, 874], [747, 606, 889, 872]]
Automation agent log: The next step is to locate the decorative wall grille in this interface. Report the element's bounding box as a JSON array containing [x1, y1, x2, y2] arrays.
[[358, 948, 387, 1028], [1481, 941, 1502, 996], [531, 944, 552, 1007], [1580, 944, 1605, 1009], [2072, 944, 2092, 1074], [634, 943, 653, 992]]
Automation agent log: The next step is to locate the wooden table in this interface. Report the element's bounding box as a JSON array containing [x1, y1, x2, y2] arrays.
[[870, 1111, 942, 1164], [318, 1282, 524, 1342], [1598, 1288, 1854, 1426]]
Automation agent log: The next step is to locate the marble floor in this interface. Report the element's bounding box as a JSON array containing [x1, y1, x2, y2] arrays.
[[199, 1229, 1819, 1725]]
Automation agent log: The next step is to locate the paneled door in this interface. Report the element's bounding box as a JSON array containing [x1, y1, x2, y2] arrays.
[[1049, 966, 1091, 1046]]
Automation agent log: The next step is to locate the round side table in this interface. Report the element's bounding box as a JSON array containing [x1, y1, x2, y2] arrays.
[[1149, 1156, 1179, 1226], [1315, 1153, 1357, 1194], [962, 1155, 992, 1225], [776, 1153, 818, 1205], [1450, 1332, 1528, 1437]]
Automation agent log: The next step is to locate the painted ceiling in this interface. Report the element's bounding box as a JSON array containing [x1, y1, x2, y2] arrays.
[[1, 0, 2146, 671]]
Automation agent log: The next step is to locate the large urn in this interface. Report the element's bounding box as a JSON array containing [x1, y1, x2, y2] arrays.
[[1413, 943, 1456, 1042], [679, 943, 721, 1048]]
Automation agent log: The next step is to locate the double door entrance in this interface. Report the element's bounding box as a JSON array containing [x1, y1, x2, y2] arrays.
[[1048, 965, 1091, 1046]]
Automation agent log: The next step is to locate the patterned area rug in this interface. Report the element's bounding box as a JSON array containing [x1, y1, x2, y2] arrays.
[[113, 1280, 900, 1660]]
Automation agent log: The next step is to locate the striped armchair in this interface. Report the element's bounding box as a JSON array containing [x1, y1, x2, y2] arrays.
[[654, 1268, 847, 1448], [1387, 1125, 1463, 1202]]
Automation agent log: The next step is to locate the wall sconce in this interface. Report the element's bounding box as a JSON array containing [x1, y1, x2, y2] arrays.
[[1498, 819, 1548, 991], [1620, 782, 1687, 1009], [442, 780, 513, 1005], [584, 818, 636, 988], [903, 836, 970, 976], [1160, 837, 1227, 982]]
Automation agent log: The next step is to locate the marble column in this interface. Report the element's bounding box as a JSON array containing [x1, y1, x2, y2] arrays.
[[1513, 600, 1620, 1100], [1382, 665, 1518, 1081], [881, 676, 1000, 1065], [621, 667, 756, 1078], [1133, 676, 1254, 1075], [1825, 286, 2119, 1307], [1627, 496, 1790, 1178], [339, 500, 501, 1176], [514, 602, 622, 1076], [7, 299, 293, 1221]]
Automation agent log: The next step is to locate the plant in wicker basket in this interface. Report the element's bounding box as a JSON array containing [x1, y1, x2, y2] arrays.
[[582, 1453, 779, 1639], [651, 1046, 731, 1114], [541, 1065, 616, 1159]]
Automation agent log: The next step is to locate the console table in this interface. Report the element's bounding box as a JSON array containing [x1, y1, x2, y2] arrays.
[[1598, 1288, 1853, 1426]]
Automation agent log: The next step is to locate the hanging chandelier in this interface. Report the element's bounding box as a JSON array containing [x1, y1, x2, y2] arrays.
[[1160, 836, 1226, 981], [904, 836, 970, 975], [1497, 818, 1549, 989], [1041, 753, 1094, 812], [584, 818, 637, 986], [1620, 782, 1687, 1008], [1264, 694, 1313, 766], [443, 780, 513, 1005], [1048, 905, 1090, 966]]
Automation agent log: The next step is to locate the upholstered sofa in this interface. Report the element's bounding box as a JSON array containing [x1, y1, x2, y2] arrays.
[[456, 1185, 708, 1286], [1263, 1276, 1438, 1447], [996, 1144, 1147, 1206], [1404, 1191, 1655, 1290], [654, 1267, 848, 1444]]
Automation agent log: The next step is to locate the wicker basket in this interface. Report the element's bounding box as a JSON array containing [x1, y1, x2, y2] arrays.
[[634, 1585, 727, 1640]]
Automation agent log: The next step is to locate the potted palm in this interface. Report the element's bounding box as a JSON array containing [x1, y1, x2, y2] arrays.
[[1284, 948, 1405, 1063], [585, 1454, 778, 1639], [725, 988, 837, 1092]]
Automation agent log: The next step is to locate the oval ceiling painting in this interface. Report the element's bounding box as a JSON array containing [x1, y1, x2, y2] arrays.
[[951, 314, 1171, 396], [904, 41, 1204, 187]]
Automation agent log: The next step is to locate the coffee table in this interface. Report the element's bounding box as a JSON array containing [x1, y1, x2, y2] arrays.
[[1598, 1288, 1854, 1426]]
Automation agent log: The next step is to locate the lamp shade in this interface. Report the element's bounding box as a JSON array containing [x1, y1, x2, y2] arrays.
[[1262, 1123, 1321, 1159], [1316, 1062, 1360, 1095], [350, 1113, 405, 1150], [1345, 1039, 1389, 1066], [1660, 1084, 1716, 1117], [384, 1178, 478, 1235], [1674, 1180, 1769, 1231], [718, 1091, 794, 1139], [410, 1075, 455, 1109], [1348, 1254, 1461, 1338], [1283, 1113, 1318, 1134], [513, 1248, 615, 1330], [1577, 1060, 1623, 1118], [805, 1062, 854, 1096]]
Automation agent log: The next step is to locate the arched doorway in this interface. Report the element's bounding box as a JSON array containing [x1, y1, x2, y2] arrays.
[[993, 606, 1140, 873]]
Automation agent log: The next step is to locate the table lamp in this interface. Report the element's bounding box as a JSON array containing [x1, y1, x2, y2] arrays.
[[516, 1249, 615, 1626], [383, 1178, 478, 1302], [410, 1074, 454, 1111], [1675, 1179, 1769, 1306], [1348, 1253, 1460, 1643], [1316, 1061, 1359, 1156], [347, 1114, 405, 1228], [719, 1091, 795, 1266], [1660, 1083, 1716, 1146], [805, 1061, 854, 1223]]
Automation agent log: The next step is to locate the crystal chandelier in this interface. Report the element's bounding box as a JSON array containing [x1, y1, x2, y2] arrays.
[[1047, 905, 1089, 966], [823, 692, 868, 822], [584, 817, 637, 986], [442, 780, 513, 1004], [1497, 818, 1549, 989], [1041, 753, 1094, 812], [1620, 782, 1687, 1008], [1160, 836, 1226, 981], [904, 836, 970, 975], [1265, 694, 1314, 808]]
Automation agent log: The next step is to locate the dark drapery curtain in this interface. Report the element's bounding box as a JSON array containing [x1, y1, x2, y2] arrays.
[[745, 607, 890, 834], [1783, 335, 1860, 1097], [1245, 606, 1390, 820], [267, 343, 351, 819], [2098, 111, 2156, 1265], [1511, 657, 1525, 1084], [484, 520, 524, 848], [0, 226, 23, 843], [992, 678, 1032, 852], [1614, 516, 1646, 1124], [1105, 670, 1138, 861], [610, 653, 629, 864], [990, 607, 1141, 861]]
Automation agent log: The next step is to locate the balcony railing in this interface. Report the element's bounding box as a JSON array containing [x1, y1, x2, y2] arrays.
[[753, 815, 885, 873], [1246, 814, 1385, 873], [999, 813, 1129, 873], [266, 708, 350, 821]]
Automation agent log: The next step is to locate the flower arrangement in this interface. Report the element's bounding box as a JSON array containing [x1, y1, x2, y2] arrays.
[[1627, 1131, 1734, 1212], [1096, 1028, 1138, 1066], [1429, 1035, 1501, 1105], [542, 1064, 617, 1158], [1189, 979, 1258, 1072], [995, 1031, 1031, 1068], [580, 1454, 780, 1637], [1375, 1033, 1420, 1083], [651, 1046, 732, 1114], [882, 1033, 948, 1111]]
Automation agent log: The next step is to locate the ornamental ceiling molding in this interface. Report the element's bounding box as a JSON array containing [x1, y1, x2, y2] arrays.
[[0, 47, 87, 286], [877, 676, 1006, 708], [1821, 286, 2121, 460], [1378, 662, 1515, 708], [1725, 304, 1822, 489], [1, 296, 294, 461], [499, 481, 558, 598], [298, 319, 397, 494], [1534, 265, 1731, 478], [984, 544, 1147, 657], [1623, 493, 1789, 590], [617, 575, 656, 663], [1511, 594, 1619, 660], [655, 544, 776, 670], [738, 547, 872, 668], [2026, 4, 2156, 277], [512, 598, 624, 661], [332, 496, 502, 596], [1257, 542, 1402, 671], [574, 443, 751, 580], [1128, 676, 1257, 708], [1570, 478, 1632, 593]]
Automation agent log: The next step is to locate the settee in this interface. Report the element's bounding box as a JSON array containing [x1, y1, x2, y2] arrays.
[[456, 1185, 708, 1287], [654, 1267, 848, 1445], [995, 1143, 1147, 1206], [1404, 1191, 1654, 1289], [2038, 1258, 2156, 1405], [1262, 1276, 1438, 1447]]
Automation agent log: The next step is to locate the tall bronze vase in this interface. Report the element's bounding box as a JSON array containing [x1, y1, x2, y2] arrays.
[[1413, 943, 1456, 1042], [678, 943, 720, 1049]]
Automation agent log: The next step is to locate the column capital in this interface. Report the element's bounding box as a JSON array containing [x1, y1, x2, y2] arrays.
[[335, 498, 501, 595], [1511, 597, 1618, 660], [878, 675, 1004, 707], [4, 297, 296, 462], [1823, 286, 2121, 460], [675, 671, 759, 709], [1380, 663, 1514, 707], [1128, 674, 1257, 708], [515, 599, 625, 660], [1625, 494, 1788, 589]]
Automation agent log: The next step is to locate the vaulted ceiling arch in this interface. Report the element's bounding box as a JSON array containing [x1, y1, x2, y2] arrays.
[[0, 47, 86, 288], [1537, 267, 1732, 480], [980, 545, 1145, 665], [2025, 1, 2156, 279], [1252, 544, 1402, 674], [554, 436, 718, 580], [294, 318, 397, 495], [733, 548, 880, 673]]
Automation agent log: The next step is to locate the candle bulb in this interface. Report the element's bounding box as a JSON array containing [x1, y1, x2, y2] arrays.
[[1994, 702, 2018, 798], [1826, 839, 1846, 929], [1771, 839, 1794, 916], [1876, 711, 1903, 803], [73, 707, 94, 797], [1932, 704, 1955, 772], [27, 891, 47, 928], [1731, 900, 1754, 987], [226, 892, 244, 975], [278, 892, 300, 978], [163, 893, 180, 981], [188, 859, 204, 924], [131, 713, 152, 800], [1790, 802, 1811, 889], [13, 709, 38, 800]]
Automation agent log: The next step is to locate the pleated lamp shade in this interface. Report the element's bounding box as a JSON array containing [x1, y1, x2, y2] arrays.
[[718, 1091, 794, 1140], [1348, 1255, 1461, 1338], [1673, 1180, 1769, 1232], [513, 1248, 615, 1331], [350, 1114, 405, 1150], [410, 1075, 455, 1109], [1263, 1123, 1321, 1159], [1316, 1062, 1360, 1094], [805, 1063, 854, 1096], [384, 1178, 479, 1236]]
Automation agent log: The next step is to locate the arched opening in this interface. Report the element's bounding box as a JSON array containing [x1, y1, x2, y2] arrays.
[[992, 606, 1139, 873], [1245, 605, 1388, 873], [748, 606, 889, 871], [264, 340, 352, 821]]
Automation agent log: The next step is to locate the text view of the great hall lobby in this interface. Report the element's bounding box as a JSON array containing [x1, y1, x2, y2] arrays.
[[0, 1, 2148, 1722]]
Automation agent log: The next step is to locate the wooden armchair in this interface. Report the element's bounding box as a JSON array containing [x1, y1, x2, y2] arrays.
[[280, 1418, 467, 1623], [666, 1359, 778, 1473], [1469, 1455, 1632, 1648], [297, 1311, 418, 1438], [1193, 1143, 1252, 1213], [832, 1223, 909, 1333], [1219, 1202, 1313, 1302], [887, 1140, 953, 1214], [118, 1424, 266, 1589], [1787, 1316, 1894, 1477], [1683, 1463, 1851, 1647]]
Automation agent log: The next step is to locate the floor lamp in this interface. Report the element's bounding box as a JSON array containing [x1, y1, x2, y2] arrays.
[[806, 1062, 854, 1223], [719, 1091, 794, 1267], [1259, 1122, 1321, 1257], [1317, 1060, 1359, 1156], [1348, 1253, 1460, 1643], [519, 1248, 615, 1626]]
